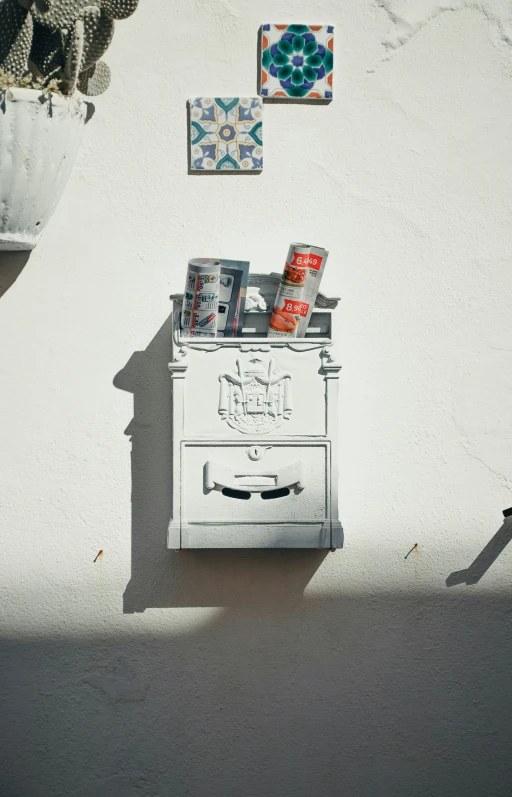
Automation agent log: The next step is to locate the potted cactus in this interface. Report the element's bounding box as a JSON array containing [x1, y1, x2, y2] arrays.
[[0, 0, 138, 250]]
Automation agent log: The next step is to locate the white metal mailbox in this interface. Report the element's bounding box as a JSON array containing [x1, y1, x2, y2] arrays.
[[168, 273, 342, 549]]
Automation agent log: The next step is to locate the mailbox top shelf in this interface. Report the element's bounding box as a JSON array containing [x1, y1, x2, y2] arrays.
[[245, 272, 339, 311], [171, 271, 339, 344], [170, 272, 340, 312]]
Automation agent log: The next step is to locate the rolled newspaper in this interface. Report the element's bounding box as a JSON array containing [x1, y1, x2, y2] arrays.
[[181, 258, 221, 338], [268, 243, 328, 338]]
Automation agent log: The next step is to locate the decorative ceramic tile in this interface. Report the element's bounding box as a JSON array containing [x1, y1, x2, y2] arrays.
[[189, 97, 263, 171], [260, 24, 334, 100]]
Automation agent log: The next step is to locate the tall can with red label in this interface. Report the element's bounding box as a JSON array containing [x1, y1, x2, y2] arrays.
[[268, 243, 328, 338], [181, 258, 221, 338]]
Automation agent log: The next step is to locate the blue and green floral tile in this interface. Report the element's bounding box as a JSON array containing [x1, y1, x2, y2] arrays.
[[260, 24, 334, 100], [189, 97, 263, 171]]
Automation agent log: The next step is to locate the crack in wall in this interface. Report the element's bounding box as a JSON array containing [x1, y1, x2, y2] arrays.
[[374, 0, 512, 63]]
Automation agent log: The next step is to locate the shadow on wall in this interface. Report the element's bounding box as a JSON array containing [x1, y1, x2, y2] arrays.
[[0, 251, 31, 298], [114, 314, 328, 613], [2, 592, 512, 796], [446, 518, 512, 587]]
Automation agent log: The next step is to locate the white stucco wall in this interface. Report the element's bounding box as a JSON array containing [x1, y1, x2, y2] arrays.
[[1, 1, 512, 795]]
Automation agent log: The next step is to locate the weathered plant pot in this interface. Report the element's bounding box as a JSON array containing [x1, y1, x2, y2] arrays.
[[0, 88, 87, 251]]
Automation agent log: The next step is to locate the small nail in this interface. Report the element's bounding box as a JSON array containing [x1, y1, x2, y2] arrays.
[[404, 543, 418, 560], [94, 550, 103, 563]]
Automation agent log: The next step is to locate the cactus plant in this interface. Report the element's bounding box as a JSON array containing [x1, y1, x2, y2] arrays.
[[78, 59, 110, 95], [29, 21, 65, 81], [0, 0, 138, 249], [0, 0, 138, 95], [0, 1, 33, 78]]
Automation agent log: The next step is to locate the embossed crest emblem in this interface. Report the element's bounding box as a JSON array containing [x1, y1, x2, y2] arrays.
[[218, 356, 292, 434]]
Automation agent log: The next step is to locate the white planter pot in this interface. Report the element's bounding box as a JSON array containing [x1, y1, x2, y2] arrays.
[[0, 88, 87, 251]]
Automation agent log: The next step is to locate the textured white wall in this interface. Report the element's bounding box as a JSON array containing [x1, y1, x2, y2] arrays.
[[1, 1, 512, 795]]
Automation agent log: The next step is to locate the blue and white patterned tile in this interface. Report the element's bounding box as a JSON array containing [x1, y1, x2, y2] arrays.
[[260, 24, 333, 100], [189, 97, 263, 171]]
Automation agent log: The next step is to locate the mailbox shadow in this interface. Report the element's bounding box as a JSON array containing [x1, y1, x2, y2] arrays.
[[114, 314, 328, 613], [446, 519, 512, 587]]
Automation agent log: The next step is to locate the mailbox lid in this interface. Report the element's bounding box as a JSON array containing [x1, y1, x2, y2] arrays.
[[182, 440, 329, 524]]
